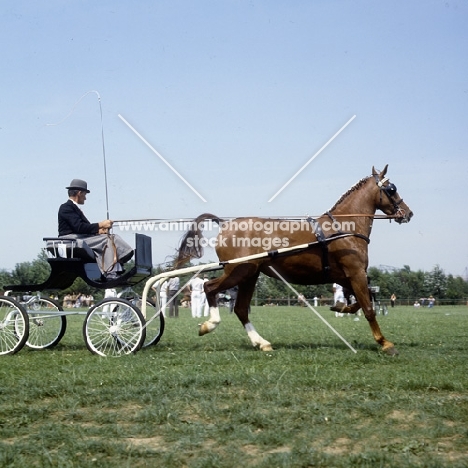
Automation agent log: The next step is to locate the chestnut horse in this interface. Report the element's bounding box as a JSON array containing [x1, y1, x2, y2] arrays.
[[175, 165, 413, 355]]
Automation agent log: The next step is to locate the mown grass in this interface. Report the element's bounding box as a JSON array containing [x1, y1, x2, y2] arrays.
[[1, 305, 467, 467]]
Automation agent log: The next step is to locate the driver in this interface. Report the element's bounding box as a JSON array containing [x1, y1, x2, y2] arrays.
[[58, 179, 133, 280]]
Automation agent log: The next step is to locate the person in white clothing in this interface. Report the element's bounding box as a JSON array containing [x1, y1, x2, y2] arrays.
[[201, 275, 210, 317], [105, 288, 117, 298], [152, 280, 168, 317], [333, 283, 346, 317], [189, 276, 205, 318]]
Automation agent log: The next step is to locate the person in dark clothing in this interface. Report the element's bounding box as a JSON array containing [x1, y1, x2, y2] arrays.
[[58, 179, 133, 278]]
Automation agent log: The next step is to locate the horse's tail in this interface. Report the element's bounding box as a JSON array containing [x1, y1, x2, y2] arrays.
[[174, 213, 223, 269]]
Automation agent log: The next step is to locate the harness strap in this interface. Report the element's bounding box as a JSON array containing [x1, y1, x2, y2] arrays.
[[377, 176, 389, 188], [308, 217, 331, 281], [307, 217, 370, 281], [326, 211, 343, 234], [352, 233, 371, 243]]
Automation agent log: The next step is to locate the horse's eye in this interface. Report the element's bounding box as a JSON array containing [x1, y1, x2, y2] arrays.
[[386, 184, 397, 196]]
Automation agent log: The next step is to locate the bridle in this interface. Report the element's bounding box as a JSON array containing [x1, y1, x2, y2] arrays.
[[373, 174, 406, 218]]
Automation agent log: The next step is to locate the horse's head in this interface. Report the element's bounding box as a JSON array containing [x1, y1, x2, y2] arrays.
[[372, 165, 413, 224]]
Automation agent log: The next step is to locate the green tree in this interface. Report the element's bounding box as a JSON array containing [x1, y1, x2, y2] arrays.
[[424, 265, 448, 298], [445, 275, 468, 301], [8, 251, 51, 287], [0, 269, 13, 292], [368, 265, 428, 302]]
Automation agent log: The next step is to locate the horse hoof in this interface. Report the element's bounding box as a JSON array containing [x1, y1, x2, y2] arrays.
[[384, 346, 399, 356], [198, 323, 209, 336], [330, 302, 348, 313], [260, 343, 273, 352]]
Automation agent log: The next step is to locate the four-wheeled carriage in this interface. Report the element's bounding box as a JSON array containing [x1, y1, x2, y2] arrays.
[[4, 233, 164, 356]]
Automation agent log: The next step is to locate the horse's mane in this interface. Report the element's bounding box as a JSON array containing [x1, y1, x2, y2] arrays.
[[328, 176, 371, 212]]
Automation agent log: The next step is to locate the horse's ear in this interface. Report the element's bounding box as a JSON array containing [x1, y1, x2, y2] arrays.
[[380, 164, 388, 177], [372, 166, 378, 176]]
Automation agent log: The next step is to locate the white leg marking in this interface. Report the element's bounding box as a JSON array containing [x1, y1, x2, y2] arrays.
[[199, 307, 221, 335], [245, 323, 272, 350]]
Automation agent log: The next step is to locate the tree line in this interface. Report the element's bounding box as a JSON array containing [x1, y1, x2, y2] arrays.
[[1, 251, 467, 306], [254, 264, 468, 306]]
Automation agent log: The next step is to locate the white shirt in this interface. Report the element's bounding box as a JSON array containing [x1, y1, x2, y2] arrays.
[[167, 277, 180, 291], [333, 283, 343, 293], [189, 277, 205, 293]]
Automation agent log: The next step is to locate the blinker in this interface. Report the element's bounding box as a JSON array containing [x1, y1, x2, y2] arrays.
[[384, 183, 397, 197]]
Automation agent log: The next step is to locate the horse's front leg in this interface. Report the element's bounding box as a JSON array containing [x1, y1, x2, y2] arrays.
[[350, 274, 398, 355], [244, 322, 272, 351], [235, 272, 272, 351]]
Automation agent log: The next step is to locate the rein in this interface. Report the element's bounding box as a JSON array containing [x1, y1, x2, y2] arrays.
[[312, 214, 398, 219], [112, 214, 396, 226]]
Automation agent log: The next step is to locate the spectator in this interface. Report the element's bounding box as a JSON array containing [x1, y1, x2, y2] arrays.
[[333, 283, 346, 317], [152, 280, 168, 317], [201, 275, 210, 317], [188, 276, 205, 318], [167, 276, 180, 318]]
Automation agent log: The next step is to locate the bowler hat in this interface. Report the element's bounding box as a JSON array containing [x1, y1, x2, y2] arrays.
[[66, 179, 90, 193]]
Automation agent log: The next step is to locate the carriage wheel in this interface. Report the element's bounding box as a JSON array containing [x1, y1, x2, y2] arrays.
[[118, 292, 165, 347], [25, 297, 66, 349], [0, 296, 29, 355], [83, 298, 146, 357], [138, 300, 165, 347]]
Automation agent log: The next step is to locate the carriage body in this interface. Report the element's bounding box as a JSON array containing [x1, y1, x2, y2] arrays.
[[2, 234, 165, 356]]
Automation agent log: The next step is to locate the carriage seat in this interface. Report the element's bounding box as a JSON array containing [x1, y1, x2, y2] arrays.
[[5, 234, 152, 292], [44, 237, 96, 261]]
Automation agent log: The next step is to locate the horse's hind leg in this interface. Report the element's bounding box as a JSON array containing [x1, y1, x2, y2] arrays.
[[199, 263, 256, 336], [232, 271, 273, 351]]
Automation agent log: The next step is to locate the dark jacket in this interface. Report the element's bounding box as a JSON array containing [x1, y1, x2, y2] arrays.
[[58, 199, 100, 236]]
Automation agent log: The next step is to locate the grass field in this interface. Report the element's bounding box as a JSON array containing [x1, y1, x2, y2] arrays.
[[1, 304, 467, 467]]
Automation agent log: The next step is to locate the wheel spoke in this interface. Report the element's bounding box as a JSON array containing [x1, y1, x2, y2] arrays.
[[83, 298, 145, 357], [26, 298, 66, 349], [0, 297, 29, 355]]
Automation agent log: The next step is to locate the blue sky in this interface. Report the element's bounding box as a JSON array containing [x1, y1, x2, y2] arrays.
[[1, 0, 467, 277]]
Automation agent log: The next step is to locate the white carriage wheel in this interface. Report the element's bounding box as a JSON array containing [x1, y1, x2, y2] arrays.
[[83, 298, 146, 357], [0, 296, 29, 355], [26, 297, 66, 349]]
